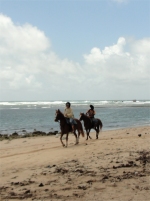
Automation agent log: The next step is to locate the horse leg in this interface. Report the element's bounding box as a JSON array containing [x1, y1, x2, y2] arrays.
[[73, 131, 78, 145], [86, 129, 91, 140], [88, 129, 92, 139], [60, 134, 65, 147], [86, 130, 88, 140], [78, 129, 80, 139], [95, 127, 99, 139], [77, 129, 80, 144], [66, 133, 68, 147]]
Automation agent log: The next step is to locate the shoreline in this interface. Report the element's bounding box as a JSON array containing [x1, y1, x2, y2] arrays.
[[0, 125, 150, 200], [1, 123, 150, 138]]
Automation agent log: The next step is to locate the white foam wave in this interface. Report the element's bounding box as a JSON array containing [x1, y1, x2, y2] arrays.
[[0, 100, 150, 107]]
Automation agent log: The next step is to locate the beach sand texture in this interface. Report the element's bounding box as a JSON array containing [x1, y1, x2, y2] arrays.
[[0, 126, 150, 201]]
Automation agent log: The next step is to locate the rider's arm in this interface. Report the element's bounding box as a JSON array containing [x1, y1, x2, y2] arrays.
[[64, 108, 74, 118], [86, 110, 89, 115], [64, 109, 67, 117]]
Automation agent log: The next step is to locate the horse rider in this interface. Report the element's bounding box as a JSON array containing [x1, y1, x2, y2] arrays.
[[86, 105, 96, 127], [64, 102, 76, 132]]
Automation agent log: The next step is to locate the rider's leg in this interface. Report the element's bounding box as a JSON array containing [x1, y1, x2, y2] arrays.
[[93, 118, 97, 127], [70, 118, 75, 132], [90, 118, 94, 127], [70, 119, 78, 144], [72, 124, 75, 132]]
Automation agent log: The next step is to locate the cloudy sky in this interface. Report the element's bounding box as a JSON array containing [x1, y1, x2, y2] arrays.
[[0, 0, 149, 101]]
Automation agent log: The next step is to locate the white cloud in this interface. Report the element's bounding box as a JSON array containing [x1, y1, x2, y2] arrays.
[[0, 14, 50, 54], [83, 37, 128, 64], [83, 37, 150, 86], [0, 14, 149, 100]]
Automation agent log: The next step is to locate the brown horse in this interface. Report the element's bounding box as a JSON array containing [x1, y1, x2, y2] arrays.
[[55, 110, 84, 147], [79, 113, 103, 140]]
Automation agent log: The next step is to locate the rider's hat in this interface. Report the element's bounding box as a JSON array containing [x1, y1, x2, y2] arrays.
[[90, 105, 94, 109], [66, 102, 71, 107]]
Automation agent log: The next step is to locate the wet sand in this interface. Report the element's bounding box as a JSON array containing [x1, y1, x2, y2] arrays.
[[0, 126, 150, 201]]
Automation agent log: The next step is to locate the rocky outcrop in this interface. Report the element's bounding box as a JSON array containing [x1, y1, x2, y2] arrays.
[[0, 130, 59, 141]]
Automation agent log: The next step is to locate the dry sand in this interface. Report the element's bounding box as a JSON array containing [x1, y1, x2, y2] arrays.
[[0, 126, 150, 201]]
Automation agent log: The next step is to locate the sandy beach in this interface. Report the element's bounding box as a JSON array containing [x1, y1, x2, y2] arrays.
[[0, 126, 150, 201]]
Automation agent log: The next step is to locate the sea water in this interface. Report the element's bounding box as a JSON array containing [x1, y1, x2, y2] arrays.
[[0, 100, 150, 135]]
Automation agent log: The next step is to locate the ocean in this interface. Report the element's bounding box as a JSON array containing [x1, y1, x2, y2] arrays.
[[0, 100, 150, 135]]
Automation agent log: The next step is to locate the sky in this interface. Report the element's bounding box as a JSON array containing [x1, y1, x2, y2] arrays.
[[0, 0, 150, 101]]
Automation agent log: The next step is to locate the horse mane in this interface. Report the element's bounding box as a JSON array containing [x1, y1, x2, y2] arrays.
[[81, 113, 88, 118], [57, 109, 65, 117]]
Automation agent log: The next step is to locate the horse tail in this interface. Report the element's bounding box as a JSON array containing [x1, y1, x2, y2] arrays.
[[76, 119, 84, 137], [80, 128, 85, 137], [99, 119, 103, 131], [79, 121, 84, 137]]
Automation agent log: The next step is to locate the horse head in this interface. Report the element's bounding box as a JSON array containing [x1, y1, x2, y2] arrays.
[[79, 113, 85, 121], [55, 109, 63, 122]]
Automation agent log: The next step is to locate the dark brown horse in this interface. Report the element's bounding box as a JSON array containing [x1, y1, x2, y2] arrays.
[[79, 113, 103, 140], [55, 110, 84, 147]]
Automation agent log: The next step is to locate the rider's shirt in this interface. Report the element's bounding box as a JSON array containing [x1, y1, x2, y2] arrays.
[[86, 109, 95, 118], [64, 108, 74, 118]]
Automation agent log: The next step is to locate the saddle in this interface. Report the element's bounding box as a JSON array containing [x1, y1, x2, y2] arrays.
[[65, 118, 70, 124], [90, 118, 98, 128], [65, 118, 77, 125]]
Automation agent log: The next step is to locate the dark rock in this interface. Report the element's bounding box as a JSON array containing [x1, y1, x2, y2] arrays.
[[24, 190, 30, 194], [12, 132, 18, 136], [2, 134, 9, 139], [138, 134, 142, 137], [9, 192, 17, 196], [45, 189, 49, 191], [14, 182, 19, 185], [102, 175, 109, 179], [39, 183, 44, 187], [54, 167, 68, 174], [45, 165, 51, 168], [32, 131, 46, 136], [47, 131, 58, 135], [78, 185, 87, 190], [128, 161, 134, 164], [47, 132, 53, 135], [74, 169, 84, 173]]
